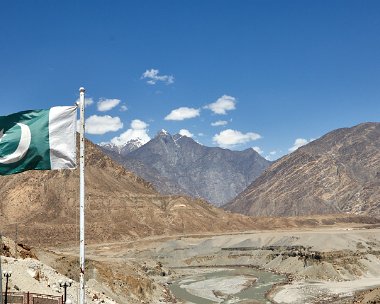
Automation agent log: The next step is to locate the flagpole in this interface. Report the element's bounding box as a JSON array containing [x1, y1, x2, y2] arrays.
[[0, 231, 3, 304], [79, 87, 86, 304]]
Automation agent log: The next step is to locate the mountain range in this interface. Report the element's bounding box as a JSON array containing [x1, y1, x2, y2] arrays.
[[99, 138, 143, 156], [1, 123, 379, 247], [0, 138, 263, 246], [225, 122, 380, 217], [100, 130, 271, 206]]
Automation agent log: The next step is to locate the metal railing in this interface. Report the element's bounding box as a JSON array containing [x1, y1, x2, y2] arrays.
[[1, 292, 63, 304]]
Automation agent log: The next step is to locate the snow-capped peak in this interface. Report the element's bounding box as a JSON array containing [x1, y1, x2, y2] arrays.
[[99, 138, 144, 154], [156, 129, 170, 137]]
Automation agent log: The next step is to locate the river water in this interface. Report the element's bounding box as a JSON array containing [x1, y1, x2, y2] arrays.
[[169, 267, 286, 304]]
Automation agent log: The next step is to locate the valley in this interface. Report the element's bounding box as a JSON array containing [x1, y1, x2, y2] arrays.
[[1, 123, 380, 304], [44, 220, 380, 303]]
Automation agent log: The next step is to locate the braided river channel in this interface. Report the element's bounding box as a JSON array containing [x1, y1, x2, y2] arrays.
[[169, 266, 286, 304]]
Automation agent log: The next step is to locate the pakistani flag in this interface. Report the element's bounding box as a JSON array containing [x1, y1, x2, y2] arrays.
[[0, 106, 77, 175]]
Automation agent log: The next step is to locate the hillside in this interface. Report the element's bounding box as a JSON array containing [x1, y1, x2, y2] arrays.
[[101, 130, 270, 206], [225, 122, 380, 217]]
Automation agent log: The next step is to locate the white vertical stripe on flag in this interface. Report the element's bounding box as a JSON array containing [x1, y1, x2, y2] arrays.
[[49, 106, 77, 169]]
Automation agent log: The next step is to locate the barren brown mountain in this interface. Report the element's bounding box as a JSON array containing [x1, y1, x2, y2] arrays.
[[0, 138, 264, 246], [225, 122, 380, 217]]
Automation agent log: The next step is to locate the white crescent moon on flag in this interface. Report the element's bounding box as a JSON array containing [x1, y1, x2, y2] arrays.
[[0, 123, 31, 164]]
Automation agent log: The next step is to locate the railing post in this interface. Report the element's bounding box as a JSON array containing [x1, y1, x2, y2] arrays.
[[4, 276, 8, 304]]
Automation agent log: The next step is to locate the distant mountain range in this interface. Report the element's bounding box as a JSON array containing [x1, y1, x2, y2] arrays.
[[100, 130, 271, 206], [99, 138, 143, 156], [2, 124, 379, 247], [225, 122, 380, 217]]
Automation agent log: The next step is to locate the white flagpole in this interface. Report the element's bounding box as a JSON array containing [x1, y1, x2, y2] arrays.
[[79, 87, 86, 304], [0, 231, 3, 304]]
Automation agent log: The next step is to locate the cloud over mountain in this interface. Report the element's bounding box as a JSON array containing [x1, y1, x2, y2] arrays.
[[289, 138, 313, 152], [110, 119, 150, 146], [213, 129, 261, 147], [85, 115, 123, 135], [252, 146, 264, 155], [179, 129, 194, 138]]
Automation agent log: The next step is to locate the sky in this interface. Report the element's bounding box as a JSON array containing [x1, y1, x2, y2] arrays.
[[0, 0, 379, 160]]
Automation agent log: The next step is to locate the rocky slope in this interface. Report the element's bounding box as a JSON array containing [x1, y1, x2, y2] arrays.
[[0, 138, 262, 246], [0, 234, 166, 304], [225, 122, 380, 217], [101, 130, 270, 206]]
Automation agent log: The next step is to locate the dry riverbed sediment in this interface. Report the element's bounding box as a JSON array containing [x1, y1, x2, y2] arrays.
[[98, 226, 380, 303], [5, 225, 380, 303]]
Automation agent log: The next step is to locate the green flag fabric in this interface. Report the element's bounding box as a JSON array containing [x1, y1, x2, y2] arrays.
[[0, 106, 77, 175]]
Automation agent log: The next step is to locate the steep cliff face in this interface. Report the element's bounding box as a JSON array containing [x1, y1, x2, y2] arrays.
[[225, 123, 380, 217], [101, 131, 270, 206]]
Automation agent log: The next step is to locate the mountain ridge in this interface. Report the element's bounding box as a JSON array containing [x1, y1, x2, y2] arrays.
[[0, 137, 266, 246], [224, 122, 380, 217], [99, 138, 144, 156], [100, 131, 271, 206]]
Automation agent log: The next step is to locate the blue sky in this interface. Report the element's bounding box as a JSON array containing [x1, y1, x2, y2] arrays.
[[1, 1, 379, 160]]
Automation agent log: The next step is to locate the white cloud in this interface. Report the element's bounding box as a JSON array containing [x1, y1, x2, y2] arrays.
[[120, 104, 128, 112], [179, 129, 194, 138], [131, 119, 148, 130], [76, 97, 94, 107], [211, 120, 228, 127], [205, 95, 236, 115], [165, 107, 200, 121], [110, 119, 150, 146], [265, 151, 277, 161], [97, 98, 121, 112], [85, 115, 123, 135], [252, 146, 264, 155], [289, 138, 310, 152], [213, 129, 261, 147], [141, 69, 174, 85]]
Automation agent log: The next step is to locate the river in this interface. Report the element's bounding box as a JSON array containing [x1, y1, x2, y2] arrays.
[[169, 267, 286, 304]]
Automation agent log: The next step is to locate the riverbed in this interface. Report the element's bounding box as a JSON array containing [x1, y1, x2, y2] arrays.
[[169, 267, 285, 304]]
